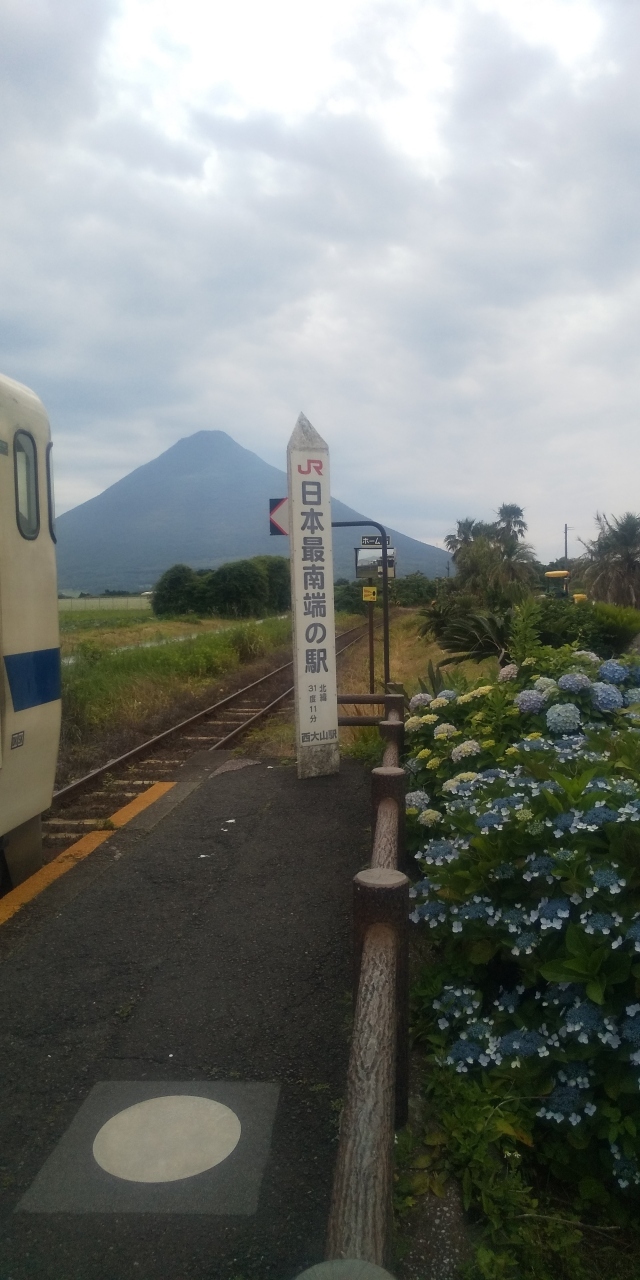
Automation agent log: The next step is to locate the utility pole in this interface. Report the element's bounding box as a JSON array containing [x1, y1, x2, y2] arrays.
[[564, 523, 568, 570]]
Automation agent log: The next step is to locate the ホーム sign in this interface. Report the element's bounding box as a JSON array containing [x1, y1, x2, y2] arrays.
[[287, 414, 339, 779]]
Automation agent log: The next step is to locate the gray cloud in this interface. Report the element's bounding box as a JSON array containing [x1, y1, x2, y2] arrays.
[[0, 0, 639, 564]]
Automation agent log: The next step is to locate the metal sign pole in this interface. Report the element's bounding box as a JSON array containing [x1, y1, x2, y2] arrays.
[[333, 521, 391, 688], [288, 414, 339, 778]]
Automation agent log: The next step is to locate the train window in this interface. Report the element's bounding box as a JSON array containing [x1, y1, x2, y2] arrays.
[[46, 442, 57, 542], [14, 431, 40, 539]]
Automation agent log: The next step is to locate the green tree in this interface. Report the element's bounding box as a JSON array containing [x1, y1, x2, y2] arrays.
[[580, 512, 640, 607], [152, 564, 199, 616], [495, 502, 527, 543], [208, 559, 269, 617], [251, 556, 291, 611], [444, 518, 481, 558], [454, 535, 536, 608]]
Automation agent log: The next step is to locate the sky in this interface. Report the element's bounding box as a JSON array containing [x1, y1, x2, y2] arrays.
[[1, 0, 638, 562]]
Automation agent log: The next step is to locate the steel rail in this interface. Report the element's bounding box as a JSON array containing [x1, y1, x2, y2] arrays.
[[52, 622, 372, 803]]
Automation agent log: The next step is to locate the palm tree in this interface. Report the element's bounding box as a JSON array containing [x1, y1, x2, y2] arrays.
[[580, 512, 640, 607], [444, 518, 479, 559], [455, 535, 536, 607], [495, 503, 527, 542]]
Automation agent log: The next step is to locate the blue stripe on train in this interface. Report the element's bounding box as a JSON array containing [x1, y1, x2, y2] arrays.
[[4, 648, 62, 711]]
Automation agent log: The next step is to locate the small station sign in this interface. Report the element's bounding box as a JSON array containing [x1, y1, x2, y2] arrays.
[[362, 586, 377, 602], [287, 414, 339, 779]]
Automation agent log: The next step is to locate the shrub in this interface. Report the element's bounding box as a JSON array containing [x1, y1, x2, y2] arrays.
[[152, 564, 199, 617], [153, 557, 290, 618], [404, 649, 640, 1220], [251, 556, 291, 611], [333, 579, 367, 615], [204, 559, 268, 617], [537, 598, 640, 658], [389, 572, 440, 607]]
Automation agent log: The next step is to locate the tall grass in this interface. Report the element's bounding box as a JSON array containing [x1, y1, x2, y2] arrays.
[[62, 617, 292, 736]]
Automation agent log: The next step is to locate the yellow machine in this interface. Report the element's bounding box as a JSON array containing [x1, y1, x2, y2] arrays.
[[0, 373, 61, 887]]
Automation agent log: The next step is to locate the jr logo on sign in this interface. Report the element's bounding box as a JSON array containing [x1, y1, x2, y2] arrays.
[[297, 459, 323, 475]]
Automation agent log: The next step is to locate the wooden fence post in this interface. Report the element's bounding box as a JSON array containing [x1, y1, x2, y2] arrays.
[[353, 868, 410, 1131]]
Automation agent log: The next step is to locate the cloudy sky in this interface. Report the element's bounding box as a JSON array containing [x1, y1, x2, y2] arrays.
[[1, 0, 638, 560]]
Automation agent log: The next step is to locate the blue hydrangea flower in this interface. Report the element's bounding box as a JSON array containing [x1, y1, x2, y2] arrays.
[[494, 989, 523, 1013], [409, 692, 433, 711], [515, 690, 547, 714], [621, 1011, 640, 1047], [591, 682, 624, 712], [405, 758, 422, 776], [598, 660, 629, 684], [491, 861, 516, 880], [591, 866, 626, 894], [479, 768, 507, 780], [624, 689, 640, 706], [498, 1030, 546, 1058], [580, 912, 619, 936], [406, 790, 430, 811], [563, 1002, 603, 1040], [581, 806, 619, 828], [477, 811, 504, 832], [546, 703, 581, 734], [411, 901, 447, 927], [610, 1146, 640, 1189], [446, 1040, 487, 1071], [421, 839, 460, 866], [624, 920, 640, 952], [466, 1020, 494, 1042], [438, 689, 458, 701], [501, 908, 528, 933], [511, 931, 539, 955], [523, 855, 555, 882], [563, 1001, 620, 1046], [558, 672, 592, 693], [553, 812, 577, 833], [538, 898, 571, 930], [454, 900, 491, 923], [538, 1086, 584, 1121], [543, 983, 583, 1007], [627, 666, 640, 686]]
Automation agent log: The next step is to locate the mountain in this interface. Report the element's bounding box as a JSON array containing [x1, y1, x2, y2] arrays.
[[54, 430, 451, 592]]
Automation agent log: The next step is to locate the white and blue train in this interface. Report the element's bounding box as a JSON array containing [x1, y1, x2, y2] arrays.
[[0, 373, 61, 890]]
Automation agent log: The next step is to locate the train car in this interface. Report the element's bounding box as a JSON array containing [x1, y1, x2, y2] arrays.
[[0, 373, 61, 890]]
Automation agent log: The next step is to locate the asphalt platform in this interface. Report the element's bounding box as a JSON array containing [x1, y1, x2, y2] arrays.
[[0, 753, 371, 1280]]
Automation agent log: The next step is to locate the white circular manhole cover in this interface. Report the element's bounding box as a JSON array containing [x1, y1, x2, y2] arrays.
[[92, 1095, 242, 1183]]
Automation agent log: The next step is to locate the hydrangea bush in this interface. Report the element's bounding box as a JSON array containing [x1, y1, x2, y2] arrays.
[[405, 646, 640, 1200]]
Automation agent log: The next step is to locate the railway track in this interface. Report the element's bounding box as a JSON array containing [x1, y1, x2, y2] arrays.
[[43, 622, 373, 859]]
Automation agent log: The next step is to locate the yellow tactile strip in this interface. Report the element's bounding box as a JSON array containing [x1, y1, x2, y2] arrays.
[[0, 782, 175, 927]]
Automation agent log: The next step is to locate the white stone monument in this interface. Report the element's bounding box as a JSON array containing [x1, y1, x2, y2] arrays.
[[287, 413, 339, 778]]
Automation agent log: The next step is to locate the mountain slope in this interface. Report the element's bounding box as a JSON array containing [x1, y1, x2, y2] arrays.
[[55, 430, 450, 592]]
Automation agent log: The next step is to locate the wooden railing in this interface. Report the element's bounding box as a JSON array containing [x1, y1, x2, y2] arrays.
[[323, 693, 409, 1271]]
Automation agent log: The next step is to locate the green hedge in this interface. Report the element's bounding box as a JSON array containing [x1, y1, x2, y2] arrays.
[[152, 557, 291, 618], [537, 598, 640, 657]]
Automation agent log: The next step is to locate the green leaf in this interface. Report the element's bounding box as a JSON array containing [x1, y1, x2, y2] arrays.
[[469, 939, 499, 965], [586, 978, 606, 1004], [565, 923, 589, 958], [604, 950, 632, 985], [539, 960, 583, 982], [578, 1177, 609, 1204]]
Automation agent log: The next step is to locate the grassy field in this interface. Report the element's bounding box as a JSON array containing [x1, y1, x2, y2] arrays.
[[57, 609, 362, 784], [59, 608, 237, 659]]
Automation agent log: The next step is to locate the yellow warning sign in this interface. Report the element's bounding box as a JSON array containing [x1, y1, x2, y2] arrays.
[[362, 586, 377, 602]]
